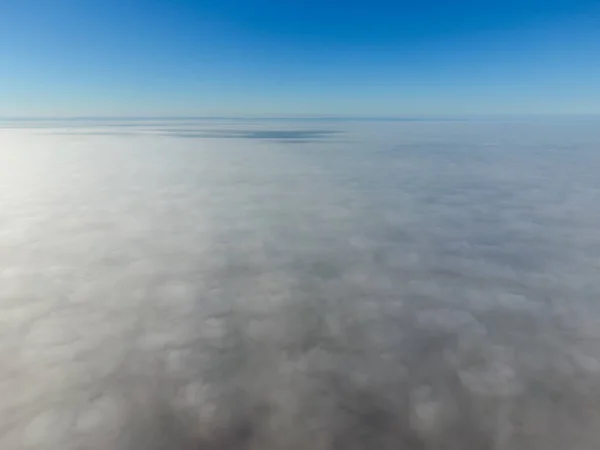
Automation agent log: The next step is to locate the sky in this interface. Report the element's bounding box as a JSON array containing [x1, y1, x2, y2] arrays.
[[1, 0, 599, 117]]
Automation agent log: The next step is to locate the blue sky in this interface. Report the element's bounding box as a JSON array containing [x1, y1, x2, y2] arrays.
[[1, 0, 599, 117]]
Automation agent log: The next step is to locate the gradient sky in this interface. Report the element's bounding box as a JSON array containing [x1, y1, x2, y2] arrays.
[[1, 0, 599, 117]]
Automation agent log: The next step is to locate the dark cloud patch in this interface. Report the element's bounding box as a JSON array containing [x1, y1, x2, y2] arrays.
[[43, 128, 342, 143], [166, 128, 341, 142]]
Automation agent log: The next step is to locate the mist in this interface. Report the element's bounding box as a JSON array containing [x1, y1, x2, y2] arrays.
[[2, 118, 600, 449]]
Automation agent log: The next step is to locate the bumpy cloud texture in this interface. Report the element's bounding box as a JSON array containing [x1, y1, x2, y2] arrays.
[[1, 118, 600, 449]]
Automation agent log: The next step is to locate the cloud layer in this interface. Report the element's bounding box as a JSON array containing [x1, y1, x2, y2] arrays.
[[1, 118, 600, 449]]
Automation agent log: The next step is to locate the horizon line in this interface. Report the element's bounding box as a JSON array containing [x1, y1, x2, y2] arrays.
[[1, 113, 599, 122]]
